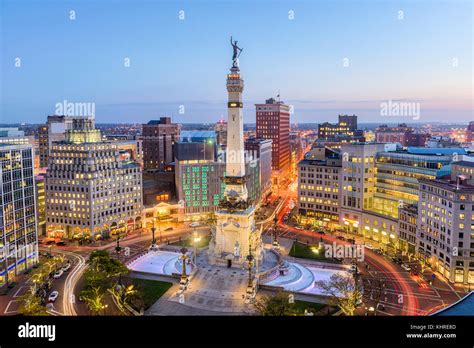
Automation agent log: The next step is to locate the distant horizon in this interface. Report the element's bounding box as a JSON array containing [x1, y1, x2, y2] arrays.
[[2, 0, 472, 124]]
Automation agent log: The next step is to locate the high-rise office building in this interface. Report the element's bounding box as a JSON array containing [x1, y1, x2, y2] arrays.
[[245, 138, 272, 199], [298, 146, 341, 227], [142, 117, 180, 170], [256, 98, 290, 180], [214, 119, 227, 149], [338, 114, 358, 131], [175, 141, 225, 220], [38, 115, 77, 168], [418, 161, 474, 284], [45, 118, 143, 240], [318, 115, 363, 141], [375, 123, 413, 145], [0, 144, 38, 286]]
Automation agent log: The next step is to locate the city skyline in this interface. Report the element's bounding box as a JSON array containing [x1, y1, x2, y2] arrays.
[[2, 0, 472, 124]]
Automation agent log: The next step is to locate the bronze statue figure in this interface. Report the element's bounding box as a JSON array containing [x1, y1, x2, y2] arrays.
[[230, 36, 243, 66]]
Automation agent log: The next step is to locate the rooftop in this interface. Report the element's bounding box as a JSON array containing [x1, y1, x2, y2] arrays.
[[452, 160, 474, 168], [419, 178, 474, 191], [406, 147, 467, 156]]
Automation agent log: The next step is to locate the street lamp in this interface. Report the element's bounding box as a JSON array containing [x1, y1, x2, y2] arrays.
[[272, 217, 279, 249], [193, 231, 201, 265], [246, 253, 255, 300], [151, 219, 156, 247], [179, 247, 189, 291]]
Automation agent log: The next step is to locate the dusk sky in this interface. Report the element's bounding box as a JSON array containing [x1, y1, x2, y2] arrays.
[[1, 0, 472, 124]]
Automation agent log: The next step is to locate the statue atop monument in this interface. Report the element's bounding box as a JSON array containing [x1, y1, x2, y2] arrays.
[[230, 36, 243, 67]]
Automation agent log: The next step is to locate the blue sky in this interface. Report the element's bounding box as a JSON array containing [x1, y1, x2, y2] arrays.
[[1, 0, 472, 124]]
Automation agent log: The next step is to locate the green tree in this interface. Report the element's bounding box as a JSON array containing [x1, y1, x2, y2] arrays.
[[80, 250, 129, 315], [253, 291, 300, 316], [315, 273, 362, 316], [18, 290, 49, 316], [80, 286, 107, 315]]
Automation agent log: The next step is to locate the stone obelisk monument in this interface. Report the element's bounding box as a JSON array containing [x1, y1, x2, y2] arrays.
[[208, 37, 263, 268]]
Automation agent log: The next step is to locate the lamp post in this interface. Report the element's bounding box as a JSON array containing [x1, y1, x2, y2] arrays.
[[246, 253, 254, 300], [272, 217, 279, 249], [151, 219, 156, 248], [179, 247, 189, 291], [192, 226, 200, 264]]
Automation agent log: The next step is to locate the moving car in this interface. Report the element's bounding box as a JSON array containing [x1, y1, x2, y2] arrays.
[[48, 291, 59, 302], [401, 264, 411, 271], [53, 270, 64, 279], [391, 257, 403, 265]]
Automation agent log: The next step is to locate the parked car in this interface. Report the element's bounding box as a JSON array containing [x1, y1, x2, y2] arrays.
[[365, 244, 375, 250], [53, 270, 64, 279], [44, 240, 55, 245], [347, 238, 355, 244], [48, 291, 59, 302], [375, 248, 384, 255], [391, 257, 403, 265], [401, 264, 411, 271], [164, 227, 173, 231], [55, 240, 66, 246], [336, 236, 346, 241], [295, 226, 303, 230], [316, 230, 325, 235], [62, 263, 71, 272]]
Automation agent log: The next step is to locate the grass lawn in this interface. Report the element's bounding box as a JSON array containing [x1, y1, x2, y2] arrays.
[[130, 278, 173, 309], [170, 235, 211, 248], [289, 242, 341, 263], [293, 300, 339, 316], [293, 300, 327, 314]]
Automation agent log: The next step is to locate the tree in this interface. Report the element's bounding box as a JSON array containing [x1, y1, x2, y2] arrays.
[[19, 256, 66, 315], [80, 286, 107, 315], [253, 291, 299, 316], [80, 250, 128, 315], [18, 290, 49, 316], [86, 250, 129, 288], [362, 277, 385, 315], [315, 273, 362, 316]]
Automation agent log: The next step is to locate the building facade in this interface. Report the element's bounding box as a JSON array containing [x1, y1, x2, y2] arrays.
[[45, 118, 143, 240], [318, 114, 361, 140], [256, 98, 290, 179], [245, 138, 272, 199], [418, 162, 474, 284], [142, 117, 180, 170], [38, 115, 77, 168], [298, 146, 341, 227], [0, 144, 38, 286]]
